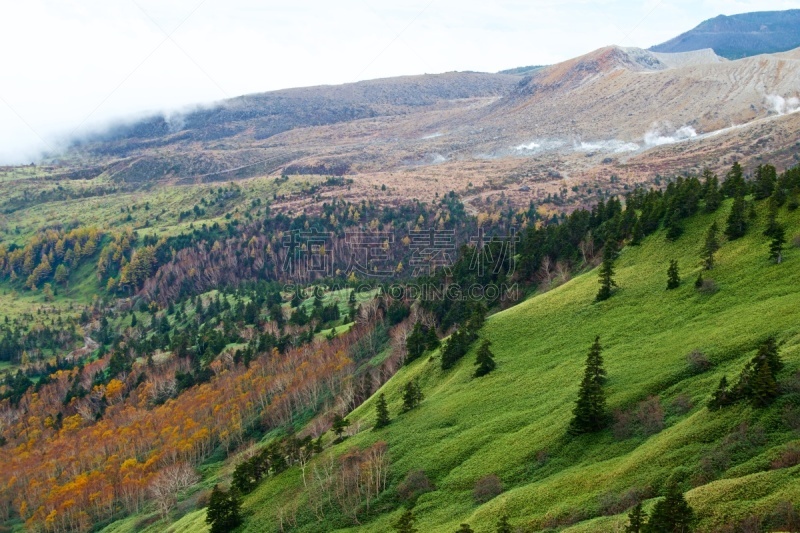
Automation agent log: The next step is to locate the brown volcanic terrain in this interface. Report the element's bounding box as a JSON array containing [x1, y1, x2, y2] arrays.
[[57, 45, 800, 212]]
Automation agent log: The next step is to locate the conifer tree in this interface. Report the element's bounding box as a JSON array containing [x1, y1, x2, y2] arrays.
[[750, 361, 779, 407], [702, 222, 720, 270], [206, 485, 243, 533], [702, 169, 722, 213], [666, 260, 680, 290], [474, 339, 496, 377], [721, 161, 745, 198], [643, 482, 694, 533], [753, 164, 777, 200], [757, 336, 783, 375], [708, 376, 732, 411], [725, 195, 747, 240], [569, 336, 607, 435], [393, 509, 418, 533], [402, 380, 424, 412], [374, 393, 390, 429], [625, 503, 647, 533], [631, 218, 644, 246], [596, 243, 618, 302], [735, 337, 783, 407], [405, 322, 429, 365], [665, 209, 684, 241], [455, 525, 474, 533], [496, 514, 513, 533], [331, 414, 350, 441], [768, 223, 786, 263]]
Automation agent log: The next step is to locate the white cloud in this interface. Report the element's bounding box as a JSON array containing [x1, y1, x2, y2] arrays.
[[1, 0, 799, 163]]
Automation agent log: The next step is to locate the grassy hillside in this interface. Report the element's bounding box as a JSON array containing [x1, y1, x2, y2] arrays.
[[230, 199, 800, 532]]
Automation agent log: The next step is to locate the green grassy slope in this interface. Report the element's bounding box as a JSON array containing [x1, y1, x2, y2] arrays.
[[239, 200, 800, 532]]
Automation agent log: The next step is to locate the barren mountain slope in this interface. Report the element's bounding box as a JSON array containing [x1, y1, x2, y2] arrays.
[[475, 45, 800, 145], [53, 45, 800, 214]]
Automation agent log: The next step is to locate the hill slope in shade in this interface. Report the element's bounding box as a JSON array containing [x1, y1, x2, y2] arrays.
[[650, 10, 800, 59], [167, 199, 800, 533]]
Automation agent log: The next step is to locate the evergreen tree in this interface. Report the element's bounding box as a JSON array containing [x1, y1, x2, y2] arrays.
[[750, 361, 779, 407], [455, 525, 474, 533], [664, 209, 684, 241], [643, 482, 694, 533], [402, 380, 424, 412], [666, 260, 680, 290], [702, 222, 720, 270], [496, 514, 513, 533], [393, 509, 418, 533], [768, 223, 786, 263], [569, 336, 607, 435], [331, 414, 350, 441], [757, 336, 783, 375], [405, 322, 429, 365], [474, 339, 496, 377], [596, 243, 618, 302], [130, 313, 137, 328], [721, 161, 745, 198], [735, 337, 783, 407], [708, 376, 732, 411], [725, 195, 747, 240], [374, 393, 390, 429], [206, 485, 243, 533], [625, 503, 647, 533], [752, 164, 777, 200], [701, 169, 722, 213], [630, 218, 644, 246]]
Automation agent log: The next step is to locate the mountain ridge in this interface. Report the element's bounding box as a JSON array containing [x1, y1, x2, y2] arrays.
[[650, 9, 800, 59]]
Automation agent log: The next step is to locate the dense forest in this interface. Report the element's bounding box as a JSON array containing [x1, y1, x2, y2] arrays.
[[1, 160, 800, 532]]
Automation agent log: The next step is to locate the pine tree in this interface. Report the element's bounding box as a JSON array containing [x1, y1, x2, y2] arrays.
[[625, 503, 647, 533], [455, 525, 474, 533], [393, 509, 418, 533], [405, 322, 429, 365], [666, 260, 680, 290], [708, 376, 732, 411], [768, 223, 786, 263], [725, 195, 747, 240], [702, 222, 720, 270], [206, 485, 243, 533], [702, 169, 722, 213], [496, 514, 513, 533], [750, 360, 779, 407], [753, 164, 777, 200], [569, 336, 607, 435], [757, 336, 783, 375], [665, 209, 684, 241], [402, 380, 424, 412], [474, 339, 496, 377], [735, 337, 783, 407], [54, 263, 69, 287], [721, 161, 745, 198], [374, 393, 390, 429], [631, 218, 644, 246], [694, 273, 704, 289], [596, 243, 618, 302], [331, 414, 350, 441], [644, 482, 694, 533]]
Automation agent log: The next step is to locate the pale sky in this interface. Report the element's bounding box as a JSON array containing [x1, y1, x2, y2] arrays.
[[1, 0, 799, 163]]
